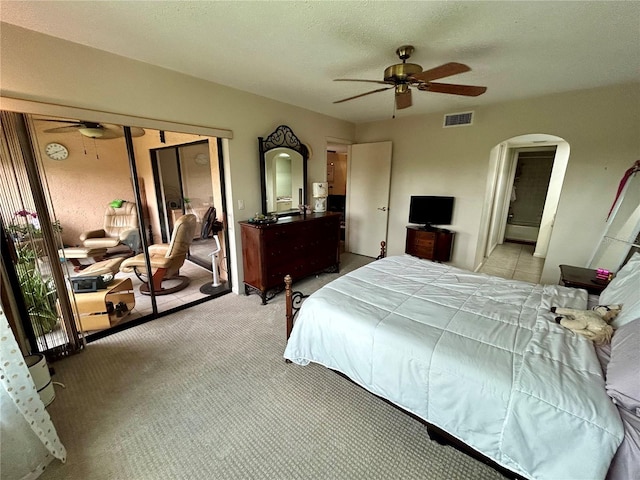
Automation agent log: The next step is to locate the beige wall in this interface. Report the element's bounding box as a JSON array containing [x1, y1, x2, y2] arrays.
[[31, 117, 217, 249], [0, 23, 355, 293], [3, 23, 638, 289], [31, 117, 134, 246], [355, 82, 640, 283]]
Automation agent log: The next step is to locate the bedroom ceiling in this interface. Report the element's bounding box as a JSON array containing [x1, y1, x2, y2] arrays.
[[1, 1, 639, 124]]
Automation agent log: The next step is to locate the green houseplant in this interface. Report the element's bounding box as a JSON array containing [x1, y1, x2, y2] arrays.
[[7, 210, 62, 334]]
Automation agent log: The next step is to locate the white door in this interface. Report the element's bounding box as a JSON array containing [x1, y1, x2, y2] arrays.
[[347, 141, 392, 258]]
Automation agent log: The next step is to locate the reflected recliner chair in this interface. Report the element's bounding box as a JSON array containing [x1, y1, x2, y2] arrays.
[[120, 214, 197, 295], [80, 201, 140, 253]]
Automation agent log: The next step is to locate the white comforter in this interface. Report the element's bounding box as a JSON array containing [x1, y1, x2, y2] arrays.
[[284, 255, 624, 480]]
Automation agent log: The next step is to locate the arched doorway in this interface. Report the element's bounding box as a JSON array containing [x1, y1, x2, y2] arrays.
[[476, 134, 570, 271]]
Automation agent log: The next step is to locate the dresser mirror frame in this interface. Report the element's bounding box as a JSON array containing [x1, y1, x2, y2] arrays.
[[258, 125, 308, 216]]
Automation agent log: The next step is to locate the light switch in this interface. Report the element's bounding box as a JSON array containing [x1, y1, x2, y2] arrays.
[[238, 199, 245, 210]]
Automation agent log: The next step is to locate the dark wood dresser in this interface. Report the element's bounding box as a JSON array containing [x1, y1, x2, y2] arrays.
[[405, 226, 454, 262], [240, 212, 341, 304]]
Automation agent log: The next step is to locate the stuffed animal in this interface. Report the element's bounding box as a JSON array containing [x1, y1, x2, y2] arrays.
[[550, 304, 621, 344]]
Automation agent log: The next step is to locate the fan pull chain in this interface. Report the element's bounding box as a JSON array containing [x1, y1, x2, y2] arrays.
[[392, 98, 397, 119], [93, 138, 99, 160]]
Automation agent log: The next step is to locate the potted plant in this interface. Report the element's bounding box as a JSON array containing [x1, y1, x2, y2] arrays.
[[6, 210, 62, 334]]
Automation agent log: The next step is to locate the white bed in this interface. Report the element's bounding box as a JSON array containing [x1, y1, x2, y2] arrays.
[[284, 254, 640, 480]]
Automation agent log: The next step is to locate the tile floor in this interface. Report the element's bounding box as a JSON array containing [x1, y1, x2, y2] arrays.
[[41, 259, 228, 349], [120, 259, 223, 320], [478, 241, 544, 284]]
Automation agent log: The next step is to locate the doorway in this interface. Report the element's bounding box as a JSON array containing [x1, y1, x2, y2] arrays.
[[504, 148, 556, 243], [151, 140, 227, 272], [326, 140, 393, 259], [326, 145, 348, 251], [476, 134, 570, 270]]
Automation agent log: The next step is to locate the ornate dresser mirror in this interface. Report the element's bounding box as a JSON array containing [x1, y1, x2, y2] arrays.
[[258, 125, 308, 216]]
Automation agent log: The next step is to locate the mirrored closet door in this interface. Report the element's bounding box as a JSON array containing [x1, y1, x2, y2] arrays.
[[589, 168, 640, 271]]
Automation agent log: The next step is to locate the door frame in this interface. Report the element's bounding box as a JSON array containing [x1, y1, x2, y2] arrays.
[[151, 140, 209, 243], [326, 138, 352, 249], [476, 134, 570, 270], [497, 146, 557, 243]]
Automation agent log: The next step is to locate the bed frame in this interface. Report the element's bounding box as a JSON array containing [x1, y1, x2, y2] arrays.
[[286, 241, 387, 339], [284, 242, 525, 480]]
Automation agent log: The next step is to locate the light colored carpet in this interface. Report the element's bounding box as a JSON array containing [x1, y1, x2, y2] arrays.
[[40, 254, 504, 480]]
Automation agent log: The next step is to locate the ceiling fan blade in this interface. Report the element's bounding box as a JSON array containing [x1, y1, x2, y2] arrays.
[[42, 121, 145, 139], [334, 78, 391, 85], [418, 82, 487, 97], [95, 125, 146, 139], [333, 87, 393, 104], [129, 126, 146, 138], [395, 89, 412, 110], [411, 62, 471, 82], [92, 126, 123, 139], [43, 126, 84, 134], [38, 119, 84, 126]]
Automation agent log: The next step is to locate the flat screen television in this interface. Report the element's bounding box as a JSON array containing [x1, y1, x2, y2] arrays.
[[409, 196, 454, 229]]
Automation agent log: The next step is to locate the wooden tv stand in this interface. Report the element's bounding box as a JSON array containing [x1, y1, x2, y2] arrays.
[[405, 226, 454, 262]]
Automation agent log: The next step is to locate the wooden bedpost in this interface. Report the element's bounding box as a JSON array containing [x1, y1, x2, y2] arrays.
[[284, 274, 309, 346], [377, 240, 387, 259], [285, 274, 293, 340]]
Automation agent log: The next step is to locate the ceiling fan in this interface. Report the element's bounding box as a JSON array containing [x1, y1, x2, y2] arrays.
[[40, 119, 145, 139], [333, 45, 487, 110]]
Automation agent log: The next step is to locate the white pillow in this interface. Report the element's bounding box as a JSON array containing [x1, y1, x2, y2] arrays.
[[600, 252, 640, 328]]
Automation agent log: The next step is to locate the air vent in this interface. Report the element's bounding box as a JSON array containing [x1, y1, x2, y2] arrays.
[[443, 111, 474, 128]]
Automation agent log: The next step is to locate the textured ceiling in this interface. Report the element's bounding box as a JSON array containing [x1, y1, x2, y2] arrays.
[[2, 1, 639, 124]]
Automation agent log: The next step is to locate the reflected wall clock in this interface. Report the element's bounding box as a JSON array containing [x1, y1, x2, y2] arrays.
[[45, 142, 69, 161]]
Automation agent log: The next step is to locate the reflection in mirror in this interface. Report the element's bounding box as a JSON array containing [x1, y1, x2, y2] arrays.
[[264, 148, 304, 213], [258, 125, 308, 216], [151, 140, 221, 271], [21, 112, 231, 333], [589, 168, 640, 271]]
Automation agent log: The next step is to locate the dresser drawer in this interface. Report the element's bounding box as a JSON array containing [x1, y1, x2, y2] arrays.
[[405, 226, 454, 262], [412, 237, 434, 248], [411, 245, 435, 257], [240, 213, 341, 304]]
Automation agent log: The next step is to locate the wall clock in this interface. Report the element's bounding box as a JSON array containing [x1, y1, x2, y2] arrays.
[[194, 153, 209, 165], [45, 142, 69, 161]]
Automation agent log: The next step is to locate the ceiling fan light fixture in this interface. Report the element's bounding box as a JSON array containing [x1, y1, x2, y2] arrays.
[[78, 127, 104, 138], [384, 63, 422, 83], [333, 45, 486, 112]]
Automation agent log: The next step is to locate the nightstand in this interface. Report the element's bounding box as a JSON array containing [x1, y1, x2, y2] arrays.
[[559, 265, 613, 295]]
